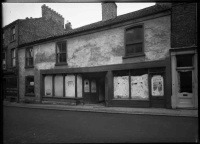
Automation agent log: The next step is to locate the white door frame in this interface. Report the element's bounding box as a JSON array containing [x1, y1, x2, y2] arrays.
[[171, 48, 198, 109]]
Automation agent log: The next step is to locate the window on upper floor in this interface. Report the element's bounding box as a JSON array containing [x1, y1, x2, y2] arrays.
[[125, 25, 144, 57], [25, 47, 34, 67], [56, 41, 67, 64], [11, 48, 16, 67], [10, 26, 16, 41], [2, 51, 6, 69], [25, 76, 35, 96]]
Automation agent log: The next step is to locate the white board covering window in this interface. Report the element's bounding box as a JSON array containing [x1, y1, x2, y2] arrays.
[[65, 74, 75, 97], [131, 74, 149, 99], [44, 76, 53, 96], [77, 74, 82, 98], [54, 75, 63, 97], [114, 76, 129, 99]]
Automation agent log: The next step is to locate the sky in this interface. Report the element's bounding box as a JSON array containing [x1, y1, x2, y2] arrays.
[[2, 3, 155, 29]]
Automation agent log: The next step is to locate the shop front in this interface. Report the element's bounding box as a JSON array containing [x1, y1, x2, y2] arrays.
[[40, 59, 171, 108]]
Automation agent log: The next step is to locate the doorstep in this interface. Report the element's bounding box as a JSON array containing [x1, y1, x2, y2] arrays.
[[3, 101, 198, 117]]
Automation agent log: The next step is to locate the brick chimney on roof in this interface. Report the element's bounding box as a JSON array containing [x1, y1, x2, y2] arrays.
[[102, 2, 117, 21], [42, 4, 64, 27]]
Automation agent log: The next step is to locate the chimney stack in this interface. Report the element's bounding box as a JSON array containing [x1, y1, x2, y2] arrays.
[[41, 4, 64, 27], [65, 21, 72, 31], [102, 2, 117, 21]]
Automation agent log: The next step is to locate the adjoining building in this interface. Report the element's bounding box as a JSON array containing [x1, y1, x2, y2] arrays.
[[17, 2, 198, 109], [2, 5, 70, 102]]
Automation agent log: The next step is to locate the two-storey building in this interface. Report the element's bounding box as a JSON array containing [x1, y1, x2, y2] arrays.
[[2, 5, 69, 102], [17, 2, 198, 109]]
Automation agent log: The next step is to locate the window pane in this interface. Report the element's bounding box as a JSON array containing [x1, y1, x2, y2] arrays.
[[177, 54, 193, 67], [126, 26, 143, 44], [44, 76, 53, 96], [62, 42, 66, 52], [54, 75, 63, 97], [178, 71, 192, 93], [57, 43, 62, 53], [12, 59, 16, 66], [126, 43, 142, 55], [59, 53, 66, 62], [26, 86, 34, 94]]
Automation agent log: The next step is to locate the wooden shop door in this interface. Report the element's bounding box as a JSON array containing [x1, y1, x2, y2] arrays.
[[83, 78, 98, 104]]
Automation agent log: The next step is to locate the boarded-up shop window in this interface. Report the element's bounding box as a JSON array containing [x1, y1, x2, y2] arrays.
[[44, 76, 53, 96], [77, 74, 82, 98], [114, 70, 129, 99], [65, 74, 75, 97], [130, 69, 149, 100], [54, 75, 63, 97]]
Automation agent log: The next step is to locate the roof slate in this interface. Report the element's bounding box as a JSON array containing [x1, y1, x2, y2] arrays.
[[19, 4, 171, 47]]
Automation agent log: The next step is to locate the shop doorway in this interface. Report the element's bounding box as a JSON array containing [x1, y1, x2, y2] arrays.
[[83, 72, 105, 104]]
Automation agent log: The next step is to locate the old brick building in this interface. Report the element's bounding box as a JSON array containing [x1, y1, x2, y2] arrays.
[[2, 5, 67, 102], [17, 2, 198, 109]]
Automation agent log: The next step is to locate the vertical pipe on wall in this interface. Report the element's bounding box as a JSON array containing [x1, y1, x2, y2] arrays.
[[52, 75, 55, 97], [75, 74, 77, 99]]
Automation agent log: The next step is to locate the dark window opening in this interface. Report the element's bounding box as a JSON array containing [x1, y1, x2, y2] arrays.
[[176, 54, 193, 67], [25, 76, 34, 95], [178, 71, 192, 93], [125, 25, 143, 56], [26, 47, 34, 67], [56, 41, 67, 64], [11, 26, 16, 41]]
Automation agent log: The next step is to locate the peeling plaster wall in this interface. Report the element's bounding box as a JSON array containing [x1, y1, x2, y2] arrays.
[[18, 42, 56, 101], [144, 16, 170, 61], [66, 16, 170, 67], [67, 28, 124, 67]]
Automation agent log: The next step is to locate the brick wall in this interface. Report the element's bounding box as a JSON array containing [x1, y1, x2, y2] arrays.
[[18, 18, 64, 45], [102, 2, 117, 21], [171, 3, 197, 48], [42, 4, 64, 28]]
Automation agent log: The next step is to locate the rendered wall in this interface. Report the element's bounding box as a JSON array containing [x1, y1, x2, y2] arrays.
[[18, 15, 170, 101]]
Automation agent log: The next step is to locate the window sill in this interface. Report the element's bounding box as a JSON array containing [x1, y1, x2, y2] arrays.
[[25, 93, 35, 97], [43, 96, 83, 99], [123, 53, 145, 59], [55, 63, 68, 66], [112, 99, 149, 101], [25, 66, 34, 69]]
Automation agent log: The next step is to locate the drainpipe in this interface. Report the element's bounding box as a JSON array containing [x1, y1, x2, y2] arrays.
[[16, 21, 20, 103]]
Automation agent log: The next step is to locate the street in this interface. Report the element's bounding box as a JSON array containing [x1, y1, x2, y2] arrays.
[[3, 106, 198, 143]]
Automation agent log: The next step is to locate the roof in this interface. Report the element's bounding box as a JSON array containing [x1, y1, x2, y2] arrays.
[[19, 4, 171, 48]]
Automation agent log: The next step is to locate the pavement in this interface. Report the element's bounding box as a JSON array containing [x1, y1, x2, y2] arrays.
[[3, 101, 198, 117]]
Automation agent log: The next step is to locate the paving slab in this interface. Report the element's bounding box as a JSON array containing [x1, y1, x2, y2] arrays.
[[3, 101, 198, 117]]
